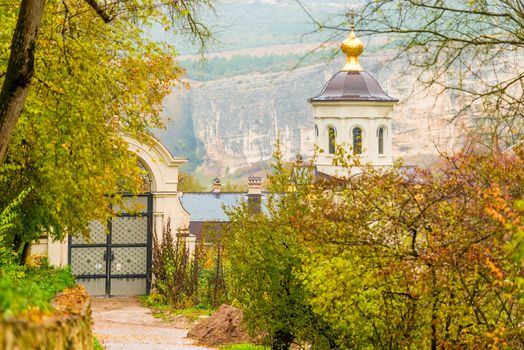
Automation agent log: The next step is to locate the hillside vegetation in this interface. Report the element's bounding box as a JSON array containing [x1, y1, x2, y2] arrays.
[[180, 51, 333, 81]]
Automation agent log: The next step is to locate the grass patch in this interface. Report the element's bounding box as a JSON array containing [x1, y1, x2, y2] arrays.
[[138, 294, 171, 310], [220, 343, 268, 350], [0, 257, 75, 319], [139, 294, 214, 321], [171, 306, 214, 317]]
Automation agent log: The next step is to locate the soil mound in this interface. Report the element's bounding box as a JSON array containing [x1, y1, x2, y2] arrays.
[[187, 304, 251, 346]]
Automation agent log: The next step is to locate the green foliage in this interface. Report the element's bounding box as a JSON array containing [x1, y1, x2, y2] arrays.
[[511, 199, 524, 263], [0, 0, 210, 256], [0, 258, 75, 319], [0, 189, 31, 263], [224, 143, 524, 349], [0, 188, 31, 244], [179, 172, 206, 192], [222, 182, 247, 193], [199, 225, 228, 308], [484, 179, 524, 302], [152, 220, 200, 308], [140, 292, 169, 310], [220, 343, 268, 350], [225, 208, 311, 349], [224, 148, 338, 350], [152, 220, 229, 309], [301, 149, 524, 348]]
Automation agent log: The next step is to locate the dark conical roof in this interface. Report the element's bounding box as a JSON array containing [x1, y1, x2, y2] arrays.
[[309, 70, 398, 103]]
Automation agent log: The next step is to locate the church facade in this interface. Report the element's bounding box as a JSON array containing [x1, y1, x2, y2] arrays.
[[309, 30, 398, 177]]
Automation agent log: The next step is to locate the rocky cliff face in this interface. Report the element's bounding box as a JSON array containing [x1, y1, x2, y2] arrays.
[[158, 53, 465, 178]]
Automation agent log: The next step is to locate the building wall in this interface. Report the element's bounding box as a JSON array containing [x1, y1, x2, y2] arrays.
[[312, 101, 395, 177], [31, 236, 69, 267]]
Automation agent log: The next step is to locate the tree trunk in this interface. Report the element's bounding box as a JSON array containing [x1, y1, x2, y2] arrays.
[[0, 0, 46, 162], [19, 242, 32, 265], [12, 234, 30, 265], [271, 329, 294, 350]]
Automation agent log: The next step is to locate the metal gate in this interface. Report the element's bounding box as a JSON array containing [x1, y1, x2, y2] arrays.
[[69, 194, 152, 296]]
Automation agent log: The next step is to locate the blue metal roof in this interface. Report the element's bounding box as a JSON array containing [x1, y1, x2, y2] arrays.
[[180, 193, 269, 221]]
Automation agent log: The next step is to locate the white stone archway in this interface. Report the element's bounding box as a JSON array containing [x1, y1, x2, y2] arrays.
[[122, 134, 190, 238], [34, 134, 192, 267]]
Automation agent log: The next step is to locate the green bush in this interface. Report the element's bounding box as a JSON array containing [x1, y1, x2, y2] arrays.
[[0, 257, 75, 319], [223, 150, 343, 350], [152, 220, 201, 308], [152, 219, 229, 309], [197, 236, 228, 308]]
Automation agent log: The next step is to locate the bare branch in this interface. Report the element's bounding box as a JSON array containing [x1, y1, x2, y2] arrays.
[[83, 0, 113, 23]]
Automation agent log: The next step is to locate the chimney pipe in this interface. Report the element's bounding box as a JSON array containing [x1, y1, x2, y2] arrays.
[[212, 177, 221, 193], [248, 176, 262, 195], [247, 176, 262, 214]]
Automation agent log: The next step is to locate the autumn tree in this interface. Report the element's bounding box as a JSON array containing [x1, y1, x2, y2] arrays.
[[0, 0, 211, 262], [225, 143, 524, 349], [299, 147, 524, 348], [0, 0, 211, 162]]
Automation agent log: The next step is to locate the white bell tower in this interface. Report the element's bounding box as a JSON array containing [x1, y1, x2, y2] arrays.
[[308, 25, 398, 177]]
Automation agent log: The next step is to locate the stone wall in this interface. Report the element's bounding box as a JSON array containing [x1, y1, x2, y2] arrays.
[[31, 235, 69, 267], [0, 285, 93, 350]]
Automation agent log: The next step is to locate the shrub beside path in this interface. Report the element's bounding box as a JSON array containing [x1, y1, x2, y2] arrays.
[[92, 297, 214, 350]]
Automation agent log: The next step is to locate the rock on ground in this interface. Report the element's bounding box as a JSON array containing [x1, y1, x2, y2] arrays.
[[187, 304, 251, 347]]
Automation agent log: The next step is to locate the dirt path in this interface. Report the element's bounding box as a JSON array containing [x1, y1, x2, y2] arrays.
[[92, 297, 214, 350]]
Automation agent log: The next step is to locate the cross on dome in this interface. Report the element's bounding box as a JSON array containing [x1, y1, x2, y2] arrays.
[[341, 10, 364, 72], [347, 9, 356, 31]]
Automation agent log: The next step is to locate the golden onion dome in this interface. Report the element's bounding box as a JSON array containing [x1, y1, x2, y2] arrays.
[[341, 31, 364, 71]]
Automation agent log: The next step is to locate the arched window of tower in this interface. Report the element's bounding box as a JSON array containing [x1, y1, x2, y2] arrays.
[[327, 125, 336, 155], [352, 127, 363, 155], [378, 126, 385, 155]]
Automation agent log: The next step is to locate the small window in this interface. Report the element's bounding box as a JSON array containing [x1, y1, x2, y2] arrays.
[[315, 124, 319, 137], [378, 126, 384, 155], [328, 125, 336, 154], [352, 127, 363, 154]]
